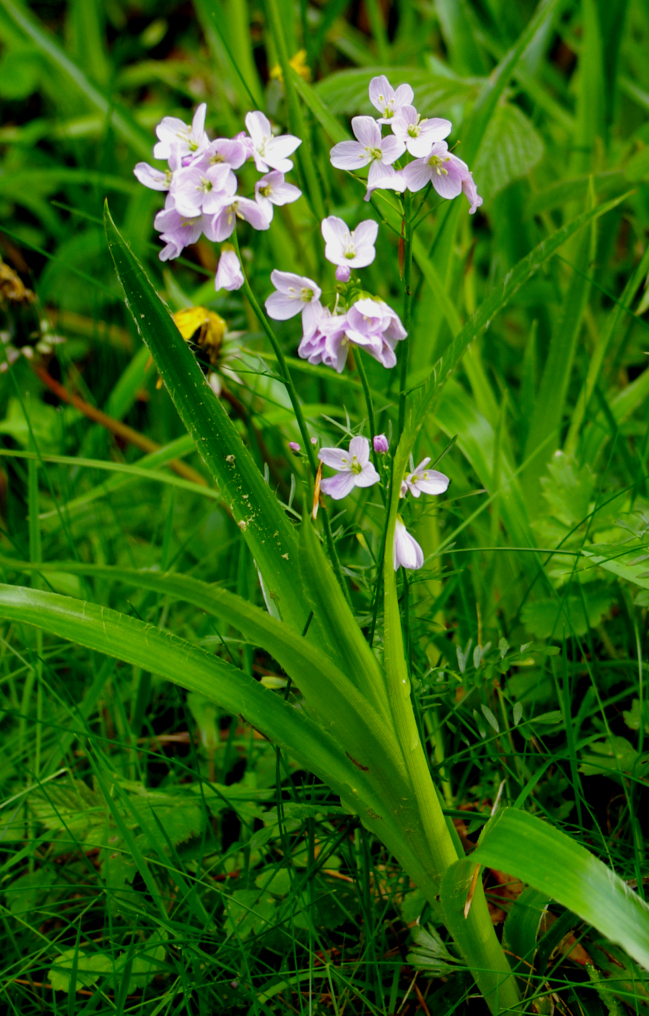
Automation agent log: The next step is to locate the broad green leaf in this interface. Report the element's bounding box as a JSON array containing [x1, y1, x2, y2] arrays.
[[440, 857, 520, 1011], [472, 808, 649, 971], [521, 588, 614, 638], [0, 583, 384, 824], [49, 949, 113, 992], [503, 886, 551, 979], [104, 204, 309, 631], [472, 103, 544, 200]]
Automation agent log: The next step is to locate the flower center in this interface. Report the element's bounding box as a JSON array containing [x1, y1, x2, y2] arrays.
[[259, 184, 273, 198], [351, 456, 363, 474], [427, 154, 449, 175], [407, 124, 420, 137], [210, 153, 224, 163], [301, 287, 314, 303], [199, 178, 212, 192], [343, 238, 356, 260], [365, 146, 383, 160]]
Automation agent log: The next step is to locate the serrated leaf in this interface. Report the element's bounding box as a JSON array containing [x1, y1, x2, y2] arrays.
[[48, 950, 113, 993], [473, 103, 544, 199]]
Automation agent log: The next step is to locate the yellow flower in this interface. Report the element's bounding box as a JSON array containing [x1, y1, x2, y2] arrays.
[[269, 49, 311, 84]]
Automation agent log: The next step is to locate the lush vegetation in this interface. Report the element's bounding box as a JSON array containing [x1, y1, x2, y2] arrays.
[[1, 0, 649, 1013]]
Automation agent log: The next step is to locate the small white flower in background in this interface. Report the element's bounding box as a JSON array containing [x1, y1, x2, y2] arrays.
[[153, 103, 210, 161], [391, 105, 452, 158], [321, 216, 378, 268], [245, 111, 302, 173], [329, 116, 405, 192], [255, 171, 302, 222], [265, 270, 323, 337], [369, 75, 414, 123], [402, 458, 449, 497], [318, 436, 380, 500], [393, 518, 424, 571], [215, 248, 244, 292]]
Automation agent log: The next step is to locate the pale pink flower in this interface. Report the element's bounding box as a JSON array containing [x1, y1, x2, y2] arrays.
[[345, 297, 407, 368], [265, 270, 323, 337], [393, 518, 424, 570], [363, 165, 407, 201], [335, 265, 351, 283], [403, 458, 449, 497], [153, 103, 210, 161], [215, 248, 244, 291], [391, 105, 452, 158], [402, 142, 469, 200], [288, 442, 301, 453], [244, 111, 302, 173], [171, 160, 236, 216], [154, 204, 219, 261], [462, 172, 483, 215], [255, 171, 301, 222], [330, 116, 405, 191], [212, 194, 270, 241], [373, 434, 389, 453], [318, 436, 380, 500], [321, 216, 378, 269], [133, 162, 173, 191], [205, 137, 249, 170], [369, 75, 414, 124]]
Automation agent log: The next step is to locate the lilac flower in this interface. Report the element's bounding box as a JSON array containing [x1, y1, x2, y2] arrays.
[[369, 75, 414, 124], [265, 270, 323, 337], [321, 216, 378, 269], [212, 194, 270, 241], [330, 117, 405, 191], [255, 171, 302, 222], [318, 436, 380, 499], [133, 162, 173, 191], [153, 103, 210, 161], [391, 105, 452, 158], [462, 172, 483, 215], [345, 297, 407, 368], [288, 442, 301, 453], [205, 137, 249, 170], [244, 111, 302, 173], [154, 204, 219, 261], [297, 307, 330, 365], [363, 165, 407, 202], [335, 265, 351, 283], [393, 518, 424, 571], [215, 248, 244, 291], [171, 160, 236, 216], [402, 142, 469, 200], [403, 458, 449, 497], [373, 434, 389, 454]]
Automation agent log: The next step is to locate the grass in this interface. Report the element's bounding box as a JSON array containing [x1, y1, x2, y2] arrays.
[[0, 0, 649, 1012]]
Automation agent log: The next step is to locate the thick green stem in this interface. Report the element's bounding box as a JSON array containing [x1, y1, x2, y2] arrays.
[[398, 193, 414, 439]]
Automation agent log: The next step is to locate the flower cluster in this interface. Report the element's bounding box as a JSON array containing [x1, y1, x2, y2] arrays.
[[316, 435, 449, 570], [330, 75, 482, 213], [265, 213, 406, 373], [134, 105, 302, 287]]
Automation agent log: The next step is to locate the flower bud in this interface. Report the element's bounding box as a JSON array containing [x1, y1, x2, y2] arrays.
[[335, 264, 351, 283], [373, 434, 389, 453], [288, 441, 301, 453]]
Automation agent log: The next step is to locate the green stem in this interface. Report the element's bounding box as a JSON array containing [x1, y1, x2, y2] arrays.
[[231, 232, 349, 600], [265, 0, 326, 222], [398, 193, 414, 439]]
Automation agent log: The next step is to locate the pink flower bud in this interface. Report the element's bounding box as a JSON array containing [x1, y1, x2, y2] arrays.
[[310, 437, 318, 445], [335, 264, 351, 282], [288, 442, 301, 453], [373, 434, 389, 453]]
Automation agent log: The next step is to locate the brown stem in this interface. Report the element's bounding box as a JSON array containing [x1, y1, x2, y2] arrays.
[[32, 364, 208, 487]]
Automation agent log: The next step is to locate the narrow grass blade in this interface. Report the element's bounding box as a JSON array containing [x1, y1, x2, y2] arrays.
[[472, 808, 649, 971], [0, 0, 151, 159]]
